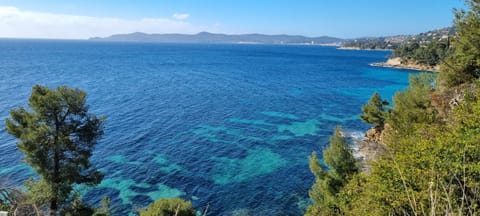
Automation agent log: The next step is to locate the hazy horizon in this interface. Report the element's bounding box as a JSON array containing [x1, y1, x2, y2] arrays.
[[0, 1, 465, 39], [0, 28, 454, 41]]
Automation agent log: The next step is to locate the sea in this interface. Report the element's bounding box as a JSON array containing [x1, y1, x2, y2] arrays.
[[0, 40, 416, 215]]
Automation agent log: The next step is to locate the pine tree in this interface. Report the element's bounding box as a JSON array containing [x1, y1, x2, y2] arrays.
[[6, 85, 105, 215], [387, 74, 436, 134], [439, 0, 480, 87], [360, 92, 389, 126], [306, 127, 358, 216]]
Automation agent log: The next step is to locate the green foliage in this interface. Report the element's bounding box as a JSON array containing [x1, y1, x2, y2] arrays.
[[394, 40, 451, 66], [439, 0, 480, 87], [93, 196, 111, 216], [313, 12, 480, 212], [62, 193, 96, 216], [343, 38, 397, 50], [360, 92, 389, 126], [328, 86, 480, 215], [306, 127, 358, 215], [386, 73, 437, 136], [5, 85, 105, 213], [343, 27, 454, 51], [346, 89, 480, 215], [0, 204, 8, 211], [394, 42, 420, 58], [139, 198, 195, 216], [306, 2, 480, 215], [24, 178, 53, 206], [62, 195, 111, 216], [306, 11, 480, 212], [323, 128, 359, 183]]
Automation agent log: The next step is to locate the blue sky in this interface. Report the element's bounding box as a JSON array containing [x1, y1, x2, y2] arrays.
[[0, 0, 465, 39]]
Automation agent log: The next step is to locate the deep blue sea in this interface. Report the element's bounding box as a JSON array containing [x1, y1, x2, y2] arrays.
[[0, 40, 415, 215]]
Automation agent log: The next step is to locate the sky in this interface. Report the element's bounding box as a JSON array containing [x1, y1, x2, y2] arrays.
[[0, 0, 466, 39]]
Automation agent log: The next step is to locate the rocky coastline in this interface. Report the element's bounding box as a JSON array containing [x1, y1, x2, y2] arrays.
[[371, 57, 439, 72], [337, 46, 393, 51], [356, 125, 389, 172]]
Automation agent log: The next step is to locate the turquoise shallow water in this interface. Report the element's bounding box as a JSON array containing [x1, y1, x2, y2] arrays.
[[0, 40, 415, 215]]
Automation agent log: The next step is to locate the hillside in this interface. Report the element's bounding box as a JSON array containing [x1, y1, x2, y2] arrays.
[[90, 32, 344, 45], [360, 27, 456, 71], [341, 27, 454, 50], [306, 1, 480, 215]]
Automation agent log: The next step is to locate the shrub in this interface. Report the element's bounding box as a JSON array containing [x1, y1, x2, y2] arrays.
[[139, 198, 195, 216]]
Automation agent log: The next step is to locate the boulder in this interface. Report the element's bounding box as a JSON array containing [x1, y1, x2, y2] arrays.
[[365, 125, 383, 142]]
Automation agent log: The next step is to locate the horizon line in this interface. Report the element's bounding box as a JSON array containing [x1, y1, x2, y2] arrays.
[[0, 26, 452, 41]]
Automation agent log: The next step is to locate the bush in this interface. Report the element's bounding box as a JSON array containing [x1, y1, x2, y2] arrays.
[[139, 198, 195, 216]]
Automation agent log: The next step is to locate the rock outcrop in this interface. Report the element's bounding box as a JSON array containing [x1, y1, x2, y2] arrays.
[[371, 57, 439, 72], [358, 140, 387, 166], [357, 124, 390, 172], [365, 125, 384, 143]]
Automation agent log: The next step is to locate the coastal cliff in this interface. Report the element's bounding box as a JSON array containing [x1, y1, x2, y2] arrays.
[[342, 27, 453, 72], [356, 125, 388, 172]]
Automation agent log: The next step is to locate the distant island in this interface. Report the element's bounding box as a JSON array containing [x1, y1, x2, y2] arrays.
[[91, 29, 455, 72], [90, 32, 344, 45]]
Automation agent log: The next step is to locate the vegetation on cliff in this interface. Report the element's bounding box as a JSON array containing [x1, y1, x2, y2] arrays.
[[342, 38, 398, 50], [391, 27, 455, 67], [2, 2, 479, 216], [359, 92, 389, 127], [342, 27, 454, 51], [393, 40, 451, 67], [306, 1, 480, 215], [305, 127, 358, 215], [439, 0, 480, 88], [344, 27, 455, 70]]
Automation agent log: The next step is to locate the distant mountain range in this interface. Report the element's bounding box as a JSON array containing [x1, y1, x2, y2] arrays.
[[89, 32, 345, 45], [90, 28, 455, 47]]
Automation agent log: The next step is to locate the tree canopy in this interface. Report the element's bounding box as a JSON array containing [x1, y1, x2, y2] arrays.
[[439, 0, 480, 87], [305, 1, 480, 215], [393, 40, 451, 66], [139, 198, 196, 216], [306, 127, 358, 216], [6, 85, 105, 215], [360, 92, 389, 127]]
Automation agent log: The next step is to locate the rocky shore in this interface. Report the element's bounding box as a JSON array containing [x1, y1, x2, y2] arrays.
[[371, 57, 439, 72], [356, 125, 389, 172], [337, 46, 392, 51]]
